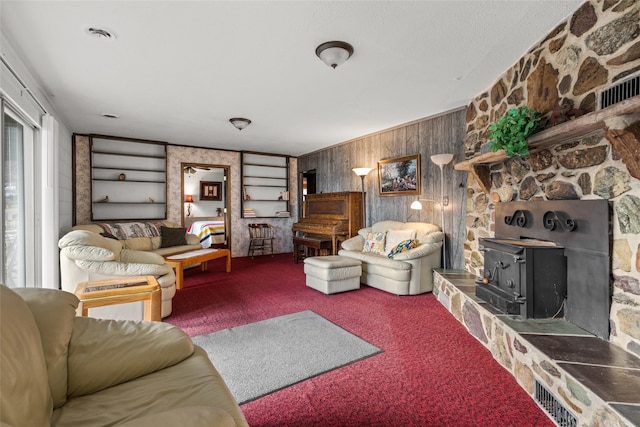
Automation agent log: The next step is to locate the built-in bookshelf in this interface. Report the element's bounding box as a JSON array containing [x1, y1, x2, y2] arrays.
[[241, 152, 290, 218], [91, 137, 167, 220]]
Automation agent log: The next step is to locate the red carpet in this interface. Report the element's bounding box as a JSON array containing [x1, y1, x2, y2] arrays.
[[165, 253, 553, 427]]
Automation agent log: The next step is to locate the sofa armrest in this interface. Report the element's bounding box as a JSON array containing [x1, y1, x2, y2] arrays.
[[340, 235, 364, 251], [186, 233, 200, 245], [67, 317, 194, 398], [391, 241, 442, 261], [121, 249, 165, 265]]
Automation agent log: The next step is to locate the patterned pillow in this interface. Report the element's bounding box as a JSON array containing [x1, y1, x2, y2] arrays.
[[387, 239, 419, 258], [362, 232, 386, 255]]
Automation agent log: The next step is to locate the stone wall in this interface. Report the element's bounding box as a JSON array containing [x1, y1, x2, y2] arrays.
[[463, 0, 640, 355]]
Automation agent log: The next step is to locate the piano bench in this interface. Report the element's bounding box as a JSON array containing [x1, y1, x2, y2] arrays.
[[293, 236, 333, 264], [303, 256, 362, 294]]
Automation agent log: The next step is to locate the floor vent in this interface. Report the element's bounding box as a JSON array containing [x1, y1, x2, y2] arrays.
[[535, 380, 577, 427], [599, 74, 639, 109]]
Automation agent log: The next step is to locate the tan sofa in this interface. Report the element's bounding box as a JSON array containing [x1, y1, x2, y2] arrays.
[[60, 221, 201, 320], [0, 285, 248, 427], [338, 221, 443, 295]]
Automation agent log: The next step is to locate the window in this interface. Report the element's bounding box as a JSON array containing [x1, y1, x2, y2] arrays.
[[1, 103, 37, 287]]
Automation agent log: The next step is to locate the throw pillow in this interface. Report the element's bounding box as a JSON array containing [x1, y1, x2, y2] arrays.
[[362, 232, 386, 255], [387, 239, 419, 258], [384, 229, 416, 255], [100, 232, 119, 240], [160, 226, 187, 248]]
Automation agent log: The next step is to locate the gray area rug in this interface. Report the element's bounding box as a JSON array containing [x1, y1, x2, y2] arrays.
[[192, 310, 381, 404]]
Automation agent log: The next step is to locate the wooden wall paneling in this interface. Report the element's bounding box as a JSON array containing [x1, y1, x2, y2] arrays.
[[296, 108, 467, 268]]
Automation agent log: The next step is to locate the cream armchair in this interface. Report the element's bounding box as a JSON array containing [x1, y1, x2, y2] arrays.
[[58, 230, 176, 319], [338, 221, 443, 295]]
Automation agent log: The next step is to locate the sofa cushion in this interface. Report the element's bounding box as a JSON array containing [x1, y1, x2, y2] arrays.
[[74, 259, 172, 277], [0, 285, 53, 426], [160, 226, 188, 248], [55, 347, 247, 427], [363, 232, 386, 255], [14, 288, 79, 409], [388, 239, 419, 258], [67, 317, 194, 398], [384, 229, 416, 255]]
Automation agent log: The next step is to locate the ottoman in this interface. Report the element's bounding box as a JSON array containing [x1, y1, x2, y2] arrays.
[[304, 256, 362, 294]]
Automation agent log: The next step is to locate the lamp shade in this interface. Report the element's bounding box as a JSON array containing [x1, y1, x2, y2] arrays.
[[184, 195, 194, 203], [352, 167, 372, 177], [430, 153, 454, 166], [316, 41, 354, 69], [410, 200, 423, 210]]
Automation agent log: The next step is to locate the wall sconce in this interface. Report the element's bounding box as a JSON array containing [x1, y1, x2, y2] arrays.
[[184, 194, 194, 217], [316, 41, 354, 69], [229, 118, 251, 131], [431, 153, 454, 269], [352, 167, 372, 227]]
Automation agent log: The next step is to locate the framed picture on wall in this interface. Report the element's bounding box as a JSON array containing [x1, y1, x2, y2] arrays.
[[200, 181, 222, 201], [378, 154, 421, 196]]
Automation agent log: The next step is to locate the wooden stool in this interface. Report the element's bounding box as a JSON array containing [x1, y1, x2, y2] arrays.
[[74, 276, 161, 321], [293, 236, 333, 263]]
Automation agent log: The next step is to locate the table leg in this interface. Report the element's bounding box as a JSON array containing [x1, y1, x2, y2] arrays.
[[225, 252, 231, 272], [174, 265, 184, 290], [144, 289, 162, 321]]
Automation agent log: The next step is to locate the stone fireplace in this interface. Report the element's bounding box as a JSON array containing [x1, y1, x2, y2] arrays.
[[447, 1, 640, 424], [476, 199, 610, 339], [460, 0, 640, 356]]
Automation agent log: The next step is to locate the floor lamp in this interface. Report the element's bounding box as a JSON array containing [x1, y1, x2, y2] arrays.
[[431, 154, 454, 269], [352, 167, 372, 227]]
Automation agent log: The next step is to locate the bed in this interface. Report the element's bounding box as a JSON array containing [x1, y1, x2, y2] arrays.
[[186, 217, 226, 248]]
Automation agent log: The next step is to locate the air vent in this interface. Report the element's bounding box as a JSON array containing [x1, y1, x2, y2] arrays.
[[535, 380, 577, 427], [599, 74, 639, 109]]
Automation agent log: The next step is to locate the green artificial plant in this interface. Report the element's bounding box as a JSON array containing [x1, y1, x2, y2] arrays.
[[487, 106, 541, 157]]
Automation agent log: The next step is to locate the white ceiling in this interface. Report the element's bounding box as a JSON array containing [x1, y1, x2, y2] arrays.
[[1, 1, 583, 156]]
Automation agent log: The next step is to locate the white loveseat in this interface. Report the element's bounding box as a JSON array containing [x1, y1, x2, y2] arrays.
[[338, 221, 443, 295]]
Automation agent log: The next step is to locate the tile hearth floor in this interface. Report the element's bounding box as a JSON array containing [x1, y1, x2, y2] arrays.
[[436, 270, 640, 426]]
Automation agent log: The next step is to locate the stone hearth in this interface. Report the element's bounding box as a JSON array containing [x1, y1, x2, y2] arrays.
[[434, 270, 640, 427]]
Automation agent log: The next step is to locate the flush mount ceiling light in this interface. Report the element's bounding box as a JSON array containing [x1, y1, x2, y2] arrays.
[[101, 113, 119, 119], [84, 26, 117, 41], [229, 118, 251, 131], [315, 41, 354, 69]]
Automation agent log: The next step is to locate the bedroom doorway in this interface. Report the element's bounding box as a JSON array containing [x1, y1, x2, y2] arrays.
[[181, 163, 230, 249]]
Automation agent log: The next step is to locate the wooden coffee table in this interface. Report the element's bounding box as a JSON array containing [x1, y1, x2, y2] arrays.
[[74, 276, 162, 321], [164, 248, 231, 290]]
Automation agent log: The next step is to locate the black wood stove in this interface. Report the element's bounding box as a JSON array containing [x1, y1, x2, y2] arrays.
[[477, 238, 567, 318], [475, 200, 611, 339]]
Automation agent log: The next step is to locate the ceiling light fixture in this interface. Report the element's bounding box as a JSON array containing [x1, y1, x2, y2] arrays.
[[84, 26, 117, 41], [315, 41, 354, 69], [229, 118, 251, 131], [101, 113, 119, 119]]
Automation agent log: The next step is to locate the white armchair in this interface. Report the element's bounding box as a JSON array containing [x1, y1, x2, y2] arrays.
[[338, 221, 443, 295], [58, 230, 176, 319]]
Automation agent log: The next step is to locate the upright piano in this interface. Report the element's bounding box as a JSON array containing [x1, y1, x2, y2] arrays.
[[292, 191, 364, 255]]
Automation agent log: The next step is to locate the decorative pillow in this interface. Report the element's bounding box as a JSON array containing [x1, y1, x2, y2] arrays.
[[362, 232, 386, 255], [384, 229, 416, 255], [388, 239, 419, 258], [100, 232, 119, 240], [160, 226, 187, 248]]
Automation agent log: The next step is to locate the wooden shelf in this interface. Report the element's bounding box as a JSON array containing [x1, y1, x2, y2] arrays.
[[455, 96, 640, 172]]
